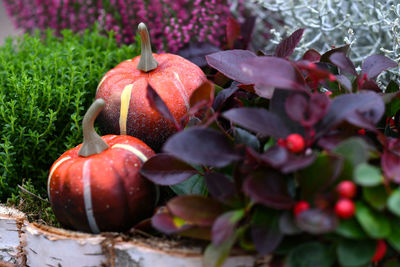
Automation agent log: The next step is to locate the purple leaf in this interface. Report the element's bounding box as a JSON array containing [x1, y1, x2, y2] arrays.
[[212, 210, 244, 245], [270, 89, 305, 135], [204, 172, 236, 201], [189, 81, 214, 108], [330, 52, 357, 76], [178, 42, 221, 67], [146, 84, 179, 128], [167, 196, 225, 227], [163, 128, 241, 168], [223, 107, 290, 138], [254, 84, 275, 99], [260, 146, 289, 168], [274, 28, 305, 58], [241, 57, 307, 91], [243, 170, 294, 209], [382, 138, 400, 183], [346, 110, 379, 131], [308, 93, 331, 122], [302, 49, 321, 62], [285, 93, 330, 127], [140, 154, 198, 185], [237, 16, 256, 50], [212, 83, 239, 110], [319, 92, 384, 134], [279, 212, 301, 235], [336, 75, 352, 92], [360, 79, 381, 92], [296, 209, 338, 234], [226, 17, 241, 49], [281, 153, 317, 174], [251, 208, 283, 255], [285, 93, 308, 123], [320, 45, 350, 63], [361, 54, 398, 79], [206, 50, 257, 84], [151, 210, 189, 234]]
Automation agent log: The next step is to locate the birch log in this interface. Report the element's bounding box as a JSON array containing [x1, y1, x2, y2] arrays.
[[0, 205, 27, 265], [1, 206, 257, 267]]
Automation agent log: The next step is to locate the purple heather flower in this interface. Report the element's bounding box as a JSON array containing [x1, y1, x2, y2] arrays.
[[3, 0, 238, 52]]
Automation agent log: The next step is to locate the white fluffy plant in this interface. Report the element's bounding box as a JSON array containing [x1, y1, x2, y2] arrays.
[[245, 0, 400, 84]]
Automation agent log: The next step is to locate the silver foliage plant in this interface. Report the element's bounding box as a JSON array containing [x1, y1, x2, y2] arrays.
[[242, 0, 400, 83]]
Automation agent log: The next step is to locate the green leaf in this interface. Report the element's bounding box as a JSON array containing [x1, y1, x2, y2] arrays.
[[355, 202, 391, 238], [337, 239, 376, 266], [297, 153, 343, 200], [170, 174, 207, 196], [388, 189, 400, 217], [388, 98, 400, 117], [385, 261, 400, 267], [333, 137, 370, 167], [386, 80, 399, 93], [388, 219, 400, 252], [335, 218, 368, 239], [233, 127, 260, 151], [354, 163, 383, 186], [362, 186, 388, 211], [203, 227, 244, 267], [287, 242, 335, 267], [167, 195, 224, 226]]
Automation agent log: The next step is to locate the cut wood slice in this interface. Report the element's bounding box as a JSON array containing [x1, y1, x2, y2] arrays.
[[0, 205, 27, 265], [23, 223, 256, 267], [1, 205, 257, 267]]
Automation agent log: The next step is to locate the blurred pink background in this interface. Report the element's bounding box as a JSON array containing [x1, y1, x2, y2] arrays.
[[0, 1, 22, 45]]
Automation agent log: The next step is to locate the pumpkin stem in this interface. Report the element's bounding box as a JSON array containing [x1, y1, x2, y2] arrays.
[[137, 22, 159, 72], [78, 99, 109, 157]]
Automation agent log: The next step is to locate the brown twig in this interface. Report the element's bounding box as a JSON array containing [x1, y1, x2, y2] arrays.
[[18, 185, 49, 203]]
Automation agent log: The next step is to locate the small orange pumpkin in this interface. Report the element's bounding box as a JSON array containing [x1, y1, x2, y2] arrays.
[[96, 23, 207, 149], [48, 99, 157, 233]]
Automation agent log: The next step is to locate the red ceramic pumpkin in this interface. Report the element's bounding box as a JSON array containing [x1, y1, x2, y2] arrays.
[[48, 99, 157, 233], [96, 23, 207, 149]]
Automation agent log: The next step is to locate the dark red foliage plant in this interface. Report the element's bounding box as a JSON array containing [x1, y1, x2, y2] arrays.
[[139, 28, 400, 267]]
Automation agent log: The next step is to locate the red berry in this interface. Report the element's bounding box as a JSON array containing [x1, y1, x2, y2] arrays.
[[335, 199, 355, 219], [286, 134, 305, 153], [371, 240, 386, 263], [294, 201, 310, 216], [358, 128, 366, 135], [277, 138, 286, 147], [337, 180, 357, 199]]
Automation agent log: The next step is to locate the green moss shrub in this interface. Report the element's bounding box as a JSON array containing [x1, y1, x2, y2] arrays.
[[0, 28, 140, 201]]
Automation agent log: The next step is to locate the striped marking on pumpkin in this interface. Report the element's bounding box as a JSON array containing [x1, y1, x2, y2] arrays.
[[111, 143, 158, 206], [119, 83, 134, 135], [111, 144, 148, 162], [82, 159, 100, 234], [47, 156, 71, 202], [172, 71, 190, 110], [96, 75, 108, 93]]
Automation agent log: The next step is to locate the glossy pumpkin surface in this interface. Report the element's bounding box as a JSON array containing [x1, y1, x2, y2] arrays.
[[96, 53, 206, 149], [48, 135, 157, 233]]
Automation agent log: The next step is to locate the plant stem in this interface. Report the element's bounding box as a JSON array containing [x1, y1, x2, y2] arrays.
[[78, 99, 109, 157], [137, 22, 159, 72]]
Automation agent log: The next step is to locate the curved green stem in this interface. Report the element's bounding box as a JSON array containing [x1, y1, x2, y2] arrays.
[[78, 99, 109, 157], [137, 22, 159, 72]]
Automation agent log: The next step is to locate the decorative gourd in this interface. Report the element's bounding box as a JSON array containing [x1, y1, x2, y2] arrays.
[[96, 22, 207, 149], [48, 99, 157, 233]]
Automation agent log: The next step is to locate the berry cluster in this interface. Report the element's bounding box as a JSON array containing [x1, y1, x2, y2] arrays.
[[293, 180, 386, 263]]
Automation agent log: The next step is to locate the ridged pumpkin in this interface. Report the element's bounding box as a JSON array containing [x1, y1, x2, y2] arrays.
[[48, 99, 157, 233], [96, 23, 207, 150]]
